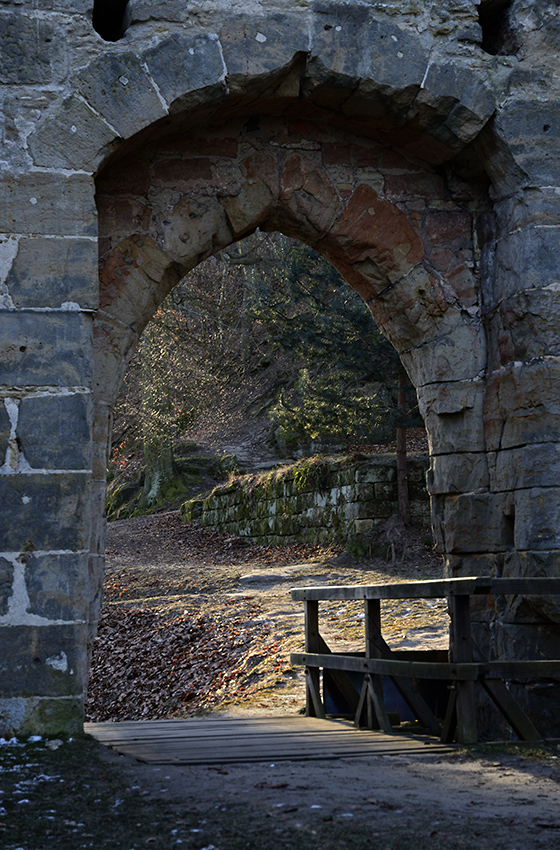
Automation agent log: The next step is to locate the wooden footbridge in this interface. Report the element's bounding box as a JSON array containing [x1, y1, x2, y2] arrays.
[[86, 577, 560, 765], [85, 715, 454, 765], [291, 576, 560, 745]]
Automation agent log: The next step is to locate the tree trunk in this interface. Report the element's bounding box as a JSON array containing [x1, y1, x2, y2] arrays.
[[396, 363, 411, 525], [140, 321, 176, 506]]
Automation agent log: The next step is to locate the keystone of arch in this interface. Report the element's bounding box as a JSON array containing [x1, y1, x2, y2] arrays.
[[27, 9, 497, 173]]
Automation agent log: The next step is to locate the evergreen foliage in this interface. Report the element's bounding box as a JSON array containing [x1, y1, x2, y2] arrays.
[[109, 232, 420, 509], [242, 234, 418, 453]]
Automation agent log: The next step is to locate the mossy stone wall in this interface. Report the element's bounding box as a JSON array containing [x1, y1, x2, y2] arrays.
[[180, 455, 429, 553]]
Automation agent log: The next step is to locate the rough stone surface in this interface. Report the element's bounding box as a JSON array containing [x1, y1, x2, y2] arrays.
[[0, 624, 86, 698], [0, 11, 68, 85], [1, 0, 560, 737], [17, 394, 92, 471], [4, 237, 99, 311], [142, 32, 227, 112], [25, 553, 89, 623], [0, 474, 90, 553], [0, 173, 96, 237], [0, 312, 93, 388]]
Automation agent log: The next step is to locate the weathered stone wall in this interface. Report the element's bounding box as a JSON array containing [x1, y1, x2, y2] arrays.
[[181, 456, 430, 552], [1, 0, 560, 736]]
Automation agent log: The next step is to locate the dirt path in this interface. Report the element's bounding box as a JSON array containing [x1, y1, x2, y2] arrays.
[[87, 512, 448, 720]]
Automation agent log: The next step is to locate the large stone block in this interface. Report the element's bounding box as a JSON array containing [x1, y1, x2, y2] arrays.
[[0, 11, 68, 84], [492, 226, 560, 304], [74, 52, 167, 140], [0, 623, 86, 698], [412, 61, 495, 146], [442, 491, 511, 553], [494, 101, 560, 185], [25, 553, 89, 622], [484, 359, 560, 451], [400, 317, 486, 387], [220, 150, 278, 236], [220, 13, 309, 94], [478, 620, 560, 664], [5, 237, 98, 310], [142, 32, 227, 113], [428, 452, 489, 495], [488, 287, 560, 365], [326, 184, 424, 284], [501, 550, 560, 624], [0, 311, 93, 388], [490, 443, 560, 493], [493, 189, 560, 236], [0, 172, 96, 237], [306, 8, 426, 114], [27, 95, 118, 171], [444, 552, 500, 580], [161, 196, 233, 267], [18, 393, 92, 471], [279, 152, 339, 243], [345, 22, 430, 121], [0, 474, 90, 551], [514, 488, 560, 551], [417, 379, 486, 454]]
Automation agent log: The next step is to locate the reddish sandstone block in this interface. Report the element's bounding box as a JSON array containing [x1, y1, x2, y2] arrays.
[[280, 153, 339, 236], [323, 143, 351, 166], [97, 198, 152, 239], [384, 171, 445, 200], [327, 184, 424, 278], [158, 136, 238, 158], [152, 158, 213, 189], [424, 209, 472, 244], [353, 143, 384, 168]]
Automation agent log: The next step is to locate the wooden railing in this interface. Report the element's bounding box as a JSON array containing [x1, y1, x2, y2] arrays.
[[290, 576, 560, 744]]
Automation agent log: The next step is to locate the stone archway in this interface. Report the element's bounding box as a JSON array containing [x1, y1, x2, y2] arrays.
[[2, 0, 560, 737], [92, 114, 490, 595]]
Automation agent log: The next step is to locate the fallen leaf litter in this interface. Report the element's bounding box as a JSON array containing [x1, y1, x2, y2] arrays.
[[85, 512, 448, 722]]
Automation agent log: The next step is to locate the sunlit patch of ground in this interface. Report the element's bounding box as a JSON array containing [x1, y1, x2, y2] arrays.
[[86, 513, 449, 722]]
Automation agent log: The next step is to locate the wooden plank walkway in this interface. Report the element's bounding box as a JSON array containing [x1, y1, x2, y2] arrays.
[[84, 716, 455, 765]]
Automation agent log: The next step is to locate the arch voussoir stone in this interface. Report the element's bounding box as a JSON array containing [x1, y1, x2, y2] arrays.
[[305, 10, 429, 118], [141, 32, 228, 115], [219, 12, 310, 96], [27, 95, 118, 172], [74, 51, 168, 140]]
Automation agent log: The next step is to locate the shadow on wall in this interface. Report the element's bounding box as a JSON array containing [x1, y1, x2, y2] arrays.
[[92, 0, 129, 42]]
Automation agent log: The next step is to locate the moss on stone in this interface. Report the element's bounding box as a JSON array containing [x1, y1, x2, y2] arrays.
[[178, 454, 429, 552]]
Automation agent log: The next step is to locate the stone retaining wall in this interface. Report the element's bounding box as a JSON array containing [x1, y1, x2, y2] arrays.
[[181, 455, 430, 553]]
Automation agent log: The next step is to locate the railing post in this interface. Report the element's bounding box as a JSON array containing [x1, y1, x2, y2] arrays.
[[305, 599, 325, 718], [361, 599, 392, 733], [448, 594, 478, 744]]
